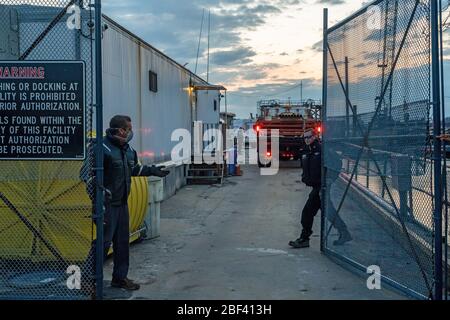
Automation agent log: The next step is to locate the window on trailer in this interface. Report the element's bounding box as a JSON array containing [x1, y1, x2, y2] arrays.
[[149, 71, 158, 92]]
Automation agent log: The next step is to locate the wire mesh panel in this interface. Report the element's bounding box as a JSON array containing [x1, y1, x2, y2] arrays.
[[322, 0, 444, 299], [0, 0, 100, 299], [438, 0, 450, 301]]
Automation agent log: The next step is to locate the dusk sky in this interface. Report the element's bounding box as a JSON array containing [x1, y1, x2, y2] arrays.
[[101, 0, 450, 120], [102, 0, 374, 119]]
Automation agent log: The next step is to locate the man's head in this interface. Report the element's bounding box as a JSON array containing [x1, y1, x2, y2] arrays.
[[303, 129, 316, 146], [110, 115, 133, 140]]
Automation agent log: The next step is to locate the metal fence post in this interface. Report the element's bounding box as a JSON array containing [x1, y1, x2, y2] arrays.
[[438, 0, 449, 300], [94, 0, 105, 300], [382, 157, 387, 199], [345, 56, 350, 138], [366, 159, 370, 188], [320, 8, 328, 252], [439, 0, 449, 300], [431, 0, 443, 301]]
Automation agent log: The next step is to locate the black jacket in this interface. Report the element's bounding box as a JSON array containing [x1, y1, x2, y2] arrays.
[[302, 140, 322, 188], [81, 129, 166, 206]]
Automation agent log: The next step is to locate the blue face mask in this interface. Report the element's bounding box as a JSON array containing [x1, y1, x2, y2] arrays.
[[304, 136, 314, 145], [126, 130, 134, 143]]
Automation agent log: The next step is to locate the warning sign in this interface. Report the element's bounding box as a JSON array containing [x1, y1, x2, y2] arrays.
[[0, 61, 85, 160]]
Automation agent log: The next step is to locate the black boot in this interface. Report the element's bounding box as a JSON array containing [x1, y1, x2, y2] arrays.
[[289, 230, 312, 249], [289, 238, 310, 248], [333, 228, 353, 246], [111, 277, 141, 291]]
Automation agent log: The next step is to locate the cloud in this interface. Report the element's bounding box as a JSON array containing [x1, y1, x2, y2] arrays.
[[211, 47, 257, 65], [241, 69, 269, 80], [233, 77, 319, 97], [101, 0, 368, 118], [311, 40, 323, 53], [316, 0, 347, 5], [103, 0, 293, 67], [354, 62, 369, 69]]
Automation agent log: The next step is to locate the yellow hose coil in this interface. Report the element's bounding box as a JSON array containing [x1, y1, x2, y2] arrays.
[[128, 175, 149, 243]]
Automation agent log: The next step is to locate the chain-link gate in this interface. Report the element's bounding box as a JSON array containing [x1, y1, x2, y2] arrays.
[[0, 0, 104, 299], [322, 0, 448, 299]]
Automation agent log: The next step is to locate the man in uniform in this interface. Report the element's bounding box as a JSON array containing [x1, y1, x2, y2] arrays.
[[289, 129, 352, 249]]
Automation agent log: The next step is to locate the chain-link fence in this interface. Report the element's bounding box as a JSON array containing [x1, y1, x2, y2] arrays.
[[0, 0, 102, 299], [322, 0, 448, 299]]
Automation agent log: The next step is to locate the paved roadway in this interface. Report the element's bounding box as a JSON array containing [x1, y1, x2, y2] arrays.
[[104, 163, 404, 300]]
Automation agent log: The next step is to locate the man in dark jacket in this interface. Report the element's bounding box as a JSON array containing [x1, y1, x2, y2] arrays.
[[82, 115, 169, 291], [289, 129, 352, 249]]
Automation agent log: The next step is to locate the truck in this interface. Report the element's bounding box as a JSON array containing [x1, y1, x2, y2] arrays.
[[253, 99, 322, 167]]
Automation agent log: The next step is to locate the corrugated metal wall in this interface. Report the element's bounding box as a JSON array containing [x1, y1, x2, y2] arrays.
[[138, 46, 191, 163], [102, 17, 220, 165]]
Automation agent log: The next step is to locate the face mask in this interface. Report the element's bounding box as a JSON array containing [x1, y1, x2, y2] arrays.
[[126, 130, 134, 143], [304, 136, 313, 145]]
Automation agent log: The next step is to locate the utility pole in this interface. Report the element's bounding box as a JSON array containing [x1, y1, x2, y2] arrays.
[[195, 9, 205, 75], [300, 80, 303, 103], [207, 9, 211, 83]]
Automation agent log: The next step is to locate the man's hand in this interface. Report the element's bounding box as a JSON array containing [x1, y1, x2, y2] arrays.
[[151, 165, 170, 178], [437, 134, 450, 142]]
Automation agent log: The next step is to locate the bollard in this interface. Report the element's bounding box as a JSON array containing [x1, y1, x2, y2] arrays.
[[144, 176, 164, 239], [227, 147, 237, 176]]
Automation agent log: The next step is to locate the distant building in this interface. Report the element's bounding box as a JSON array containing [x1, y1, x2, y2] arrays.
[[220, 112, 236, 128], [233, 119, 256, 131]]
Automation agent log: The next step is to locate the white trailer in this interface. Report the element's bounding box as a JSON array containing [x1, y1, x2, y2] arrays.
[[0, 4, 225, 198]]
